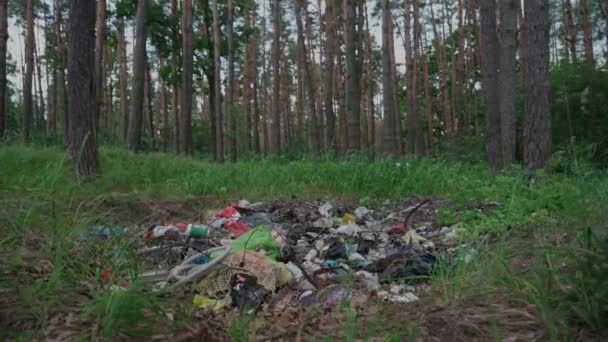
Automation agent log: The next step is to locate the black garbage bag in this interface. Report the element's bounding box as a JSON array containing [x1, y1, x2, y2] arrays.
[[379, 253, 436, 283], [326, 242, 347, 260], [230, 274, 269, 313]]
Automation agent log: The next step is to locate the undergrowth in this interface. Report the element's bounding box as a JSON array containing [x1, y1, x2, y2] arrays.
[[0, 145, 607, 340]]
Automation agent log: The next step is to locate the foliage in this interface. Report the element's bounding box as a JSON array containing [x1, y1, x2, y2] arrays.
[[551, 63, 608, 166]]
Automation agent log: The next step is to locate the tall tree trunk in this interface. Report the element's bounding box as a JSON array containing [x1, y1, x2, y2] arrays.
[[562, 0, 576, 62], [0, 0, 6, 139], [523, 0, 551, 170], [602, 0, 608, 61], [23, 0, 34, 143], [480, 0, 502, 170], [405, 0, 422, 154], [180, 0, 193, 155], [172, 0, 182, 152], [252, 47, 261, 154], [94, 0, 106, 129], [580, 0, 594, 64], [430, 1, 452, 139], [270, 0, 281, 153], [499, 0, 517, 166], [117, 18, 129, 142], [294, 0, 320, 154], [54, 0, 68, 144], [296, 36, 305, 146], [344, 0, 360, 152], [34, 33, 46, 131], [212, 0, 224, 162], [363, 4, 375, 149], [159, 58, 169, 151], [280, 61, 292, 149], [455, 0, 466, 133], [421, 31, 433, 152], [67, 0, 99, 179], [324, 0, 336, 152], [243, 0, 254, 152], [126, 0, 149, 151], [227, 0, 237, 161], [145, 58, 156, 150], [381, 0, 398, 155]]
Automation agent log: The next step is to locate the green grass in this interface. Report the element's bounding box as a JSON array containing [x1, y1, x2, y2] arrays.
[[1, 145, 607, 340]]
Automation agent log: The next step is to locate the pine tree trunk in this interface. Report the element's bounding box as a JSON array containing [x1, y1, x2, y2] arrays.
[[324, 0, 336, 152], [94, 0, 106, 129], [180, 0, 193, 155], [405, 0, 423, 154], [117, 19, 129, 142], [145, 57, 156, 151], [344, 0, 360, 152], [158, 58, 169, 151], [561, 0, 576, 62], [523, 0, 552, 170], [455, 0, 465, 133], [480, 0, 502, 170], [67, 0, 99, 180], [580, 0, 594, 64], [381, 0, 399, 155], [270, 0, 281, 153], [212, 0, 224, 162], [294, 0, 320, 154], [54, 0, 68, 145], [126, 0, 149, 152], [173, 0, 182, 152], [295, 36, 305, 146], [602, 0, 608, 61], [227, 0, 237, 161], [0, 0, 6, 139], [430, 1, 452, 139], [34, 34, 46, 131], [363, 4, 375, 149], [243, 0, 254, 152], [498, 0, 517, 166], [23, 0, 34, 143]]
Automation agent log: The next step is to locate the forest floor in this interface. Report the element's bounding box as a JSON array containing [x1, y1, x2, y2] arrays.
[[1, 146, 607, 341]]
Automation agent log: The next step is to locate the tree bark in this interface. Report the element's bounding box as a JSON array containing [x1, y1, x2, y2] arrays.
[[158, 58, 169, 151], [480, 0, 502, 170], [0, 0, 6, 139], [227, 0, 237, 161], [381, 0, 399, 155], [23, 0, 34, 143], [117, 18, 129, 142], [499, 0, 517, 166], [344, 0, 360, 152], [324, 0, 336, 152], [562, 0, 576, 62], [580, 0, 594, 64], [294, 0, 320, 154], [523, 0, 552, 170], [54, 0, 68, 145], [126, 0, 149, 152], [430, 1, 452, 139], [363, 3, 375, 149], [34, 33, 46, 131], [405, 0, 423, 154], [180, 0, 193, 155], [212, 0, 224, 162], [94, 0, 106, 129], [270, 0, 281, 153], [242, 0, 254, 152], [67, 0, 99, 179]]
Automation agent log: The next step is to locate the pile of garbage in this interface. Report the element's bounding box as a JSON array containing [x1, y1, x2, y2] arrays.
[[134, 199, 460, 314]]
